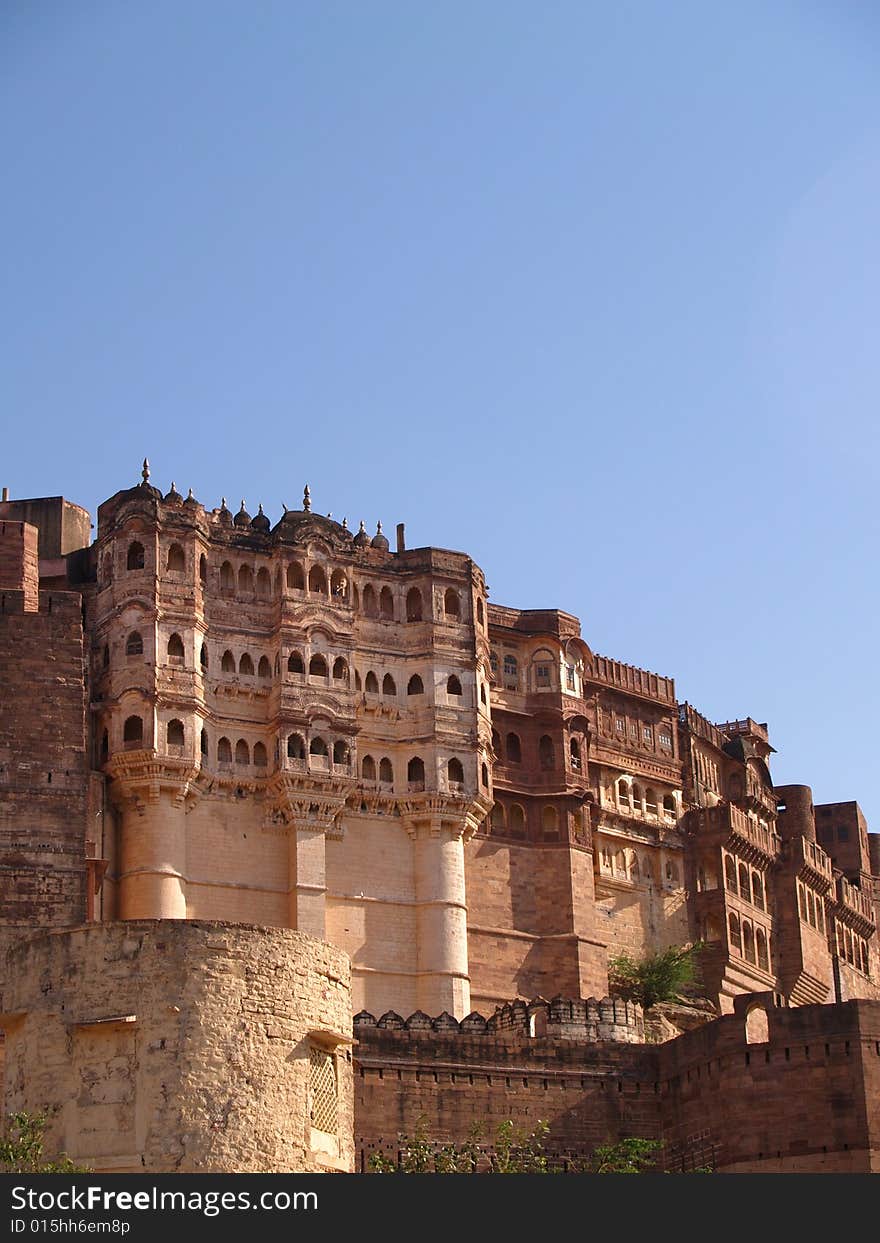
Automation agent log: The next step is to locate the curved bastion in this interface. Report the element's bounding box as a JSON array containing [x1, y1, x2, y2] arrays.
[[0, 920, 353, 1172]]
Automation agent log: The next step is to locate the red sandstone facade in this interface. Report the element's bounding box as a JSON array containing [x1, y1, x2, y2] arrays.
[[1, 471, 879, 1172]]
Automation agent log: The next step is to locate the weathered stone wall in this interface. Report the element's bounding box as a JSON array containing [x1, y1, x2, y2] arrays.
[[0, 921, 354, 1173], [0, 571, 89, 986], [354, 993, 880, 1174]]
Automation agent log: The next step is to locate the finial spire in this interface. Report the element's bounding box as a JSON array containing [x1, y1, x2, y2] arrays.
[[342, 516, 348, 530], [303, 484, 311, 512], [376, 520, 383, 533], [187, 488, 194, 500], [258, 503, 264, 515], [221, 496, 227, 509], [142, 458, 150, 483], [282, 503, 288, 514], [358, 520, 366, 533], [170, 480, 176, 492]]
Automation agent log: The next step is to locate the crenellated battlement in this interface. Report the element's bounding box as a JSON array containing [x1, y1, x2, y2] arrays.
[[354, 994, 645, 1044]]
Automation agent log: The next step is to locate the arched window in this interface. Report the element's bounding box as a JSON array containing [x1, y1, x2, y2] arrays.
[[287, 562, 305, 590], [728, 913, 742, 955], [447, 674, 462, 697], [539, 735, 554, 770], [123, 716, 143, 745], [126, 541, 145, 571], [220, 561, 235, 592], [200, 643, 208, 670], [363, 585, 378, 618], [332, 657, 348, 682], [221, 649, 235, 673], [506, 733, 522, 764], [617, 778, 630, 807], [752, 872, 764, 910], [167, 719, 184, 747], [379, 587, 394, 619], [407, 674, 424, 696], [200, 728, 208, 756], [542, 806, 559, 839], [288, 651, 304, 675], [253, 742, 268, 767], [256, 568, 271, 598], [102, 644, 110, 669], [239, 653, 254, 676], [491, 803, 506, 832], [477, 598, 484, 626], [167, 543, 185, 572], [509, 804, 526, 836], [238, 565, 254, 594], [258, 656, 271, 679], [330, 569, 348, 599], [310, 737, 328, 756], [379, 757, 393, 785], [287, 734, 305, 760], [309, 654, 328, 678], [126, 631, 143, 657], [503, 654, 518, 685], [333, 740, 349, 765], [481, 762, 489, 787], [742, 922, 756, 964], [235, 739, 250, 765], [631, 783, 643, 811], [444, 589, 460, 619], [448, 757, 464, 786], [362, 755, 376, 782], [756, 928, 769, 972], [365, 671, 379, 694], [725, 856, 737, 892], [407, 756, 425, 788], [199, 554, 206, 584], [308, 565, 327, 594], [569, 738, 581, 770], [382, 673, 396, 696], [663, 793, 676, 817], [218, 736, 232, 763], [406, 588, 423, 622], [167, 633, 184, 662], [645, 788, 658, 814], [738, 862, 751, 902]]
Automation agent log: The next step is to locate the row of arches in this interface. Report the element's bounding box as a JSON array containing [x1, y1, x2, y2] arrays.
[[728, 913, 771, 973], [598, 846, 680, 886], [836, 923, 869, 975], [724, 856, 767, 910], [616, 778, 677, 819], [492, 731, 563, 771], [488, 801, 563, 841], [359, 755, 466, 790], [797, 881, 826, 935]]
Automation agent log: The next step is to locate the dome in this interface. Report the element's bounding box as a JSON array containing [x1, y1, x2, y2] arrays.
[[234, 499, 251, 528], [217, 497, 233, 527], [371, 521, 389, 551], [353, 520, 370, 548], [163, 481, 183, 505], [251, 503, 271, 533], [184, 487, 199, 508]]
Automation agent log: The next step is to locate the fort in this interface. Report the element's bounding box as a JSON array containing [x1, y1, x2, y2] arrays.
[[0, 468, 878, 1172]]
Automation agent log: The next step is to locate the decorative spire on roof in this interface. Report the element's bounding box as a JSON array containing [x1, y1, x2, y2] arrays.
[[342, 516, 348, 530], [303, 484, 311, 512], [142, 458, 150, 484]]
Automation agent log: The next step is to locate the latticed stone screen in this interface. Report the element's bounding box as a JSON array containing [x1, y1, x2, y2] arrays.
[[309, 1045, 338, 1134]]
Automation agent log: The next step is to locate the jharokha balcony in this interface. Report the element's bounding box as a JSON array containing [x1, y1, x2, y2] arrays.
[[691, 802, 782, 865]]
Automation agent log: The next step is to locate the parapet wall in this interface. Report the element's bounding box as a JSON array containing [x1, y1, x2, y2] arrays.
[[0, 921, 354, 1173], [354, 995, 645, 1042]]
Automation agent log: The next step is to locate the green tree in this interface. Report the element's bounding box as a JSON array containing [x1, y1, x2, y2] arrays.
[[588, 1137, 663, 1174], [0, 1112, 90, 1174], [607, 943, 704, 1010], [369, 1117, 549, 1174]]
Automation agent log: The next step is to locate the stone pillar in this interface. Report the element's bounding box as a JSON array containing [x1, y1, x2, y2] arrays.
[[289, 824, 327, 939], [413, 821, 471, 1017], [117, 791, 187, 920]]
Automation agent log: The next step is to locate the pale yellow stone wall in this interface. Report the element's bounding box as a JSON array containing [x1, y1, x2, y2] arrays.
[[0, 921, 353, 1173]]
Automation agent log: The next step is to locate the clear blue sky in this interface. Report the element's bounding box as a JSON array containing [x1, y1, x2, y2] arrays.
[[3, 2, 879, 824]]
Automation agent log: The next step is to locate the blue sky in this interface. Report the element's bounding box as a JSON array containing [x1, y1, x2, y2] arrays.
[[3, 2, 879, 824]]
